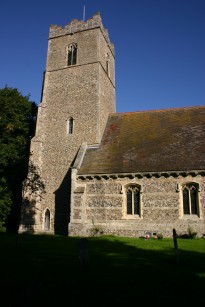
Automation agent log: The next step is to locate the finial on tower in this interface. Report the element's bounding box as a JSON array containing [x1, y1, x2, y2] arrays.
[[83, 5, 85, 21]]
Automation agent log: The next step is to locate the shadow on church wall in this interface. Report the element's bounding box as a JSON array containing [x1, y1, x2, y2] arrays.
[[54, 168, 71, 236], [54, 150, 80, 236], [20, 199, 36, 233], [20, 161, 46, 233]]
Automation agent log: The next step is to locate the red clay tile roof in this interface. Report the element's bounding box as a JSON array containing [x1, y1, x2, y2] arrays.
[[78, 106, 205, 174]]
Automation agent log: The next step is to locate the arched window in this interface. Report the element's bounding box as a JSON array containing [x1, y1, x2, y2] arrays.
[[67, 117, 74, 134], [182, 183, 199, 215], [126, 185, 141, 216], [44, 209, 50, 231], [68, 43, 77, 66]]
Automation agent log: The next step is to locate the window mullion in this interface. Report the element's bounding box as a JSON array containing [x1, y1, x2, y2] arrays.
[[71, 48, 73, 65], [188, 189, 191, 214], [132, 191, 134, 215]]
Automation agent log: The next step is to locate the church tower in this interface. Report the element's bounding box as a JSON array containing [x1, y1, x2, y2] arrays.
[[20, 13, 116, 234]]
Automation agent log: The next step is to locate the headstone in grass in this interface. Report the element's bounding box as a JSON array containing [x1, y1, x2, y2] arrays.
[[173, 228, 179, 265], [78, 238, 89, 271]]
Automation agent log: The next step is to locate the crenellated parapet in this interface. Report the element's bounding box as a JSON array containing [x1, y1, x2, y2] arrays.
[[49, 12, 114, 55]]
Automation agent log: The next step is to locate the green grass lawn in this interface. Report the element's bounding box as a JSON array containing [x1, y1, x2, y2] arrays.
[[0, 233, 204, 306]]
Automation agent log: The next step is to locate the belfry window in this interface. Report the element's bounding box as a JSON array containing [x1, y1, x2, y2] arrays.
[[68, 44, 77, 66], [126, 185, 141, 216], [67, 117, 74, 134], [182, 183, 199, 215]]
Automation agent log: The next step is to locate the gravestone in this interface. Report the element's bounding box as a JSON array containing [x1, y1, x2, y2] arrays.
[[173, 228, 179, 264], [78, 238, 89, 271]]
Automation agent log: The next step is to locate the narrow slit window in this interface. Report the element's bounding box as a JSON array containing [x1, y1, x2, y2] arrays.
[[67, 117, 74, 134], [68, 44, 77, 66], [44, 209, 50, 231], [106, 53, 110, 76]]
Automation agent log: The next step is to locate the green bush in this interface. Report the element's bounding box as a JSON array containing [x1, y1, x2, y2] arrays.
[[157, 232, 163, 239], [188, 225, 197, 239]]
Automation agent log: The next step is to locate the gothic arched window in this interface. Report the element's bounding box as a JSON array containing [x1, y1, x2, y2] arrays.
[[68, 43, 77, 66], [44, 209, 50, 231], [182, 183, 199, 215], [67, 117, 74, 134], [126, 185, 141, 216]]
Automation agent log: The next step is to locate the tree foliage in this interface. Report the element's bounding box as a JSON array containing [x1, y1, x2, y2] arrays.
[[0, 86, 37, 231]]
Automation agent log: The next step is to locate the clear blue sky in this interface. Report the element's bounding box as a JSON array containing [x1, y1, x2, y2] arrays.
[[0, 0, 204, 113]]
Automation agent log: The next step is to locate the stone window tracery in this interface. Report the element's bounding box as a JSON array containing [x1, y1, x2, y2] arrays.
[[126, 185, 141, 216], [68, 43, 77, 66], [182, 183, 199, 216]]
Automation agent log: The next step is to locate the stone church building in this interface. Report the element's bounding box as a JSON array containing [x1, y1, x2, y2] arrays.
[[19, 13, 205, 238]]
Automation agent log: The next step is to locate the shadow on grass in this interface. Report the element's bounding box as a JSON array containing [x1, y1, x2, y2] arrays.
[[0, 233, 204, 306]]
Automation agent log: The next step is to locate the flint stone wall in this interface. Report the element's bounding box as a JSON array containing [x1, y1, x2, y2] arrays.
[[20, 13, 115, 234], [69, 175, 205, 237]]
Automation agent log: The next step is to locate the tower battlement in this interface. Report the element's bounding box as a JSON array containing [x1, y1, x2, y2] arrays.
[[49, 13, 114, 55]]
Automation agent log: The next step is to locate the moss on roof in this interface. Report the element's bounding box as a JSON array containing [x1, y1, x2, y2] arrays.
[[78, 106, 205, 175]]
